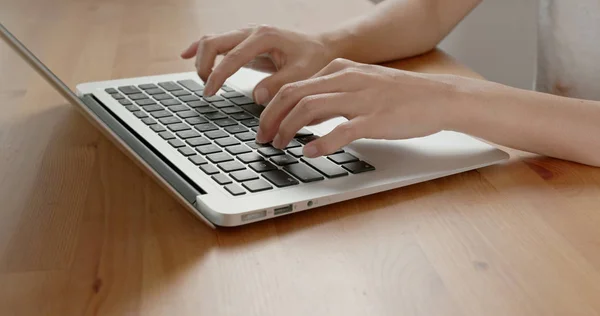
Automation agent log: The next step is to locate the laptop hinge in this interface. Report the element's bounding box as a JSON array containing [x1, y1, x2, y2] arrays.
[[80, 94, 206, 203]]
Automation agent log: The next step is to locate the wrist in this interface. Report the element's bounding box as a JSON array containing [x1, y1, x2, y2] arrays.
[[317, 29, 356, 62], [436, 75, 489, 134]]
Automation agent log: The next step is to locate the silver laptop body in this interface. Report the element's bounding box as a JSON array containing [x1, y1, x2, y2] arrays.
[[1, 23, 509, 227]]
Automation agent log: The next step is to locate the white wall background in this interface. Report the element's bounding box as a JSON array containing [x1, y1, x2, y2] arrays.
[[370, 0, 538, 90], [438, 0, 538, 90]]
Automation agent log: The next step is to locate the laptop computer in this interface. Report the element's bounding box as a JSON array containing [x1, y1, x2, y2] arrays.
[[0, 22, 509, 227]]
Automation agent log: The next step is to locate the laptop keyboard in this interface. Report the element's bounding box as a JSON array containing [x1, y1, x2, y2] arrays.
[[104, 80, 375, 196]]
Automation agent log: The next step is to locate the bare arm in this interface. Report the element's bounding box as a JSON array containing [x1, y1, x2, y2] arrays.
[[450, 79, 600, 167], [320, 0, 482, 64]]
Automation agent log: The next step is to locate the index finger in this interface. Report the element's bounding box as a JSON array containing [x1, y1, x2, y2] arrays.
[[203, 30, 282, 96]]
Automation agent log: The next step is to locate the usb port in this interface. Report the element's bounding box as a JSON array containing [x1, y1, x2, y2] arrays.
[[274, 204, 293, 216]]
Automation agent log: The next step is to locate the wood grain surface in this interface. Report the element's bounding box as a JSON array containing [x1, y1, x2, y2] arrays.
[[2, 0, 600, 315]]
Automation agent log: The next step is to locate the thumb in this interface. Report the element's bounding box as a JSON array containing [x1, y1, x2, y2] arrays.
[[303, 119, 365, 157], [253, 66, 305, 105]]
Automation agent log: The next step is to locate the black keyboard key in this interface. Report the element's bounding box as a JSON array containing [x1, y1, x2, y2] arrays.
[[215, 137, 240, 147], [188, 100, 210, 108], [235, 132, 256, 141], [168, 139, 186, 148], [243, 179, 273, 192], [141, 104, 162, 112], [249, 161, 277, 173], [262, 170, 299, 188], [189, 155, 208, 165], [118, 85, 142, 95], [139, 84, 158, 90], [224, 183, 245, 196], [158, 81, 183, 91], [230, 112, 253, 121], [146, 88, 165, 95], [204, 112, 228, 120], [204, 95, 224, 102], [153, 94, 173, 101], [200, 164, 219, 175], [237, 152, 264, 164], [186, 136, 211, 147], [212, 173, 233, 185], [207, 152, 234, 163], [178, 79, 204, 91], [196, 106, 218, 115], [159, 117, 181, 125], [176, 130, 201, 139], [285, 139, 302, 149], [328, 153, 358, 164], [302, 157, 348, 178], [134, 111, 148, 118], [221, 85, 234, 92], [258, 147, 284, 157], [177, 110, 200, 119], [211, 100, 234, 108], [150, 124, 166, 132], [226, 144, 252, 155], [245, 141, 270, 150], [112, 93, 125, 100], [224, 125, 247, 134], [297, 135, 320, 144], [251, 126, 260, 133], [179, 95, 201, 103], [240, 103, 265, 117], [152, 111, 172, 119], [295, 128, 314, 138], [136, 99, 157, 106], [159, 131, 175, 140], [178, 147, 196, 156], [214, 118, 237, 127], [230, 170, 259, 182], [161, 99, 181, 106], [105, 88, 118, 94], [271, 154, 298, 166], [172, 90, 191, 97], [118, 99, 133, 106], [221, 107, 244, 115], [141, 117, 156, 125], [284, 163, 325, 183], [194, 123, 218, 132], [169, 105, 189, 112], [185, 117, 208, 125], [129, 93, 148, 101], [288, 147, 304, 158], [229, 96, 254, 105], [240, 118, 259, 127], [167, 123, 191, 132], [205, 130, 229, 139], [124, 104, 140, 112], [218, 161, 245, 172], [196, 144, 221, 155], [343, 161, 375, 174], [221, 91, 244, 98]]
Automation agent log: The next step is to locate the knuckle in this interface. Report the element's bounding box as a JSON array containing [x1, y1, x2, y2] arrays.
[[297, 95, 320, 115], [336, 123, 356, 141], [198, 34, 214, 47], [340, 68, 363, 79], [278, 83, 298, 100], [330, 57, 352, 68], [254, 24, 277, 35]]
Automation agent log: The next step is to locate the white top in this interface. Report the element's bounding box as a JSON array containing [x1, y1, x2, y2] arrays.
[[536, 0, 600, 100]]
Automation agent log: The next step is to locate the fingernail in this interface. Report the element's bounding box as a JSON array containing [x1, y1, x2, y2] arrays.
[[255, 127, 266, 143], [254, 88, 269, 105], [303, 144, 318, 157]]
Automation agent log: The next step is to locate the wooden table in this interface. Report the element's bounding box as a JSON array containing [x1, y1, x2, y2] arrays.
[[2, 0, 600, 315]]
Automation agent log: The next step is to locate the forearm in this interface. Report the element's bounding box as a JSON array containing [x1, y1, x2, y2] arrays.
[[319, 0, 481, 64], [448, 78, 600, 167]]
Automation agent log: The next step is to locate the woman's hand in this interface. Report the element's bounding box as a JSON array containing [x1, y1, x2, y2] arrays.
[[257, 58, 471, 158], [181, 25, 336, 104]]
